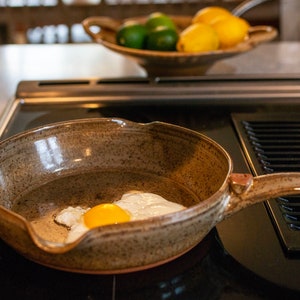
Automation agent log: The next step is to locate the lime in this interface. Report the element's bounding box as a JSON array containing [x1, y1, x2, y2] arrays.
[[116, 21, 147, 49], [146, 26, 178, 51], [145, 12, 177, 32]]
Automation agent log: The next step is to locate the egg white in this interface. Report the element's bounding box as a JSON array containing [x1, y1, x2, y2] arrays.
[[55, 191, 185, 243], [116, 191, 186, 220], [54, 206, 90, 243]]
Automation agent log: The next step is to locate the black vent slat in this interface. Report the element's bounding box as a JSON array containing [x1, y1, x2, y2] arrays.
[[258, 153, 300, 159], [262, 166, 300, 173], [243, 121, 300, 128], [233, 114, 300, 255], [252, 145, 300, 150], [262, 158, 300, 163], [243, 118, 300, 229], [290, 224, 300, 230], [284, 214, 300, 223], [251, 140, 300, 146], [278, 196, 300, 204], [250, 138, 300, 143], [245, 130, 300, 136], [279, 204, 300, 213], [247, 129, 300, 133], [264, 166, 300, 171]]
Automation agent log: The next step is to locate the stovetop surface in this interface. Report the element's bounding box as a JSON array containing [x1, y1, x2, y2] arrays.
[[2, 77, 300, 299]]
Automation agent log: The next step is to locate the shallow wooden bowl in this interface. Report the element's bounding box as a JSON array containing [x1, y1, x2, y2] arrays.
[[82, 15, 277, 76]]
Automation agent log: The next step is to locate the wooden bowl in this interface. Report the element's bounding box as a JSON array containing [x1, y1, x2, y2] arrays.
[[82, 15, 277, 76]]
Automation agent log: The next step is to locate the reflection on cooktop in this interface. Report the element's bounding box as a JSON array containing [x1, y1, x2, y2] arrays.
[[1, 229, 297, 300], [22, 105, 233, 135]]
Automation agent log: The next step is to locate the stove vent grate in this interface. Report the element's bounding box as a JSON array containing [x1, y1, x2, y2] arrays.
[[232, 114, 300, 255]]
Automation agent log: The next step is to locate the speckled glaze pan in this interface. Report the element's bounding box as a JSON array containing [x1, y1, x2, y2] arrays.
[[0, 118, 300, 274]]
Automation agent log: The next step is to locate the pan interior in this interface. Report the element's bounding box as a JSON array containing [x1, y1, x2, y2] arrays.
[[11, 169, 201, 243], [0, 119, 230, 244]]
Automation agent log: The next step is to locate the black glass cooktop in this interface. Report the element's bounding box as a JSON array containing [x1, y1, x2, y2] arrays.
[[1, 77, 300, 299], [2, 227, 297, 300]]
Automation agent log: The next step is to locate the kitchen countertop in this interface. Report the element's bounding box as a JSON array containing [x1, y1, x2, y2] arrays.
[[1, 41, 300, 115]]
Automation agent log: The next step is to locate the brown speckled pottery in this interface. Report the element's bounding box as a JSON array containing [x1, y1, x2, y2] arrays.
[[0, 118, 299, 274]]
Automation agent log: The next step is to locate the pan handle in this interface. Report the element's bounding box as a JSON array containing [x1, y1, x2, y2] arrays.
[[224, 172, 300, 219]]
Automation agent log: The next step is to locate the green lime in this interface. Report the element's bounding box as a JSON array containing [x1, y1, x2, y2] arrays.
[[145, 12, 177, 32], [116, 21, 147, 49], [146, 26, 178, 51]]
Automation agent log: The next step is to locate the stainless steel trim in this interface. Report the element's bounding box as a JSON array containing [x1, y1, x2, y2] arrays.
[[15, 75, 300, 106], [0, 98, 21, 139]]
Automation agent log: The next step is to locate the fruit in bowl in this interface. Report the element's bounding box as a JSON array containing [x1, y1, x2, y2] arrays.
[[115, 7, 252, 53], [82, 8, 277, 76], [116, 12, 179, 51], [176, 23, 220, 53], [116, 21, 148, 49]]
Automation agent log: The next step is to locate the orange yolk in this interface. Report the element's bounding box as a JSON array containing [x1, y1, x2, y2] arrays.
[[83, 203, 131, 228]]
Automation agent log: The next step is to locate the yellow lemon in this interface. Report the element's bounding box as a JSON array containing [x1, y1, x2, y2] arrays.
[[192, 6, 232, 25], [212, 15, 250, 49], [177, 23, 219, 53]]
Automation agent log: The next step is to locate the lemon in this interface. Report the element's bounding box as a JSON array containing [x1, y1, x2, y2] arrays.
[[212, 15, 250, 49], [177, 23, 219, 53], [116, 21, 147, 49], [146, 26, 178, 51], [192, 6, 232, 25], [145, 12, 177, 32]]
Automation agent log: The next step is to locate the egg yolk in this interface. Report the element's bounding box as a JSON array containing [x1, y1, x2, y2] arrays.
[[83, 203, 131, 228]]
